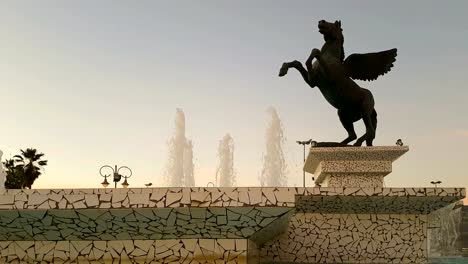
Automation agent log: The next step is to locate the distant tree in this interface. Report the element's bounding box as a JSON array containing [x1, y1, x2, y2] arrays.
[[3, 158, 24, 189], [3, 148, 48, 189]]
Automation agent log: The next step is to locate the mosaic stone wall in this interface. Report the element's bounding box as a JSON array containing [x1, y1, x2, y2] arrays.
[[0, 187, 464, 210], [296, 188, 465, 214], [0, 239, 248, 263], [0, 187, 464, 263], [0, 187, 300, 210], [0, 207, 290, 241], [258, 212, 428, 263]]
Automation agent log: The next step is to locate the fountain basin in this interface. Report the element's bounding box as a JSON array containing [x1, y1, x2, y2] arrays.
[[0, 186, 464, 263]]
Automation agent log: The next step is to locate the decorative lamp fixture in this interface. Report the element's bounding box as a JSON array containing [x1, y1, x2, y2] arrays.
[[296, 139, 313, 187], [99, 165, 133, 188], [101, 175, 110, 188], [430, 180, 442, 188], [121, 178, 129, 188]]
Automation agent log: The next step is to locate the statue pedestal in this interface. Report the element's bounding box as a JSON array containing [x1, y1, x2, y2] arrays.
[[304, 146, 409, 187]]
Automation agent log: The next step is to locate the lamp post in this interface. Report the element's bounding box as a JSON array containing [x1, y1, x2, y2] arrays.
[[430, 180, 442, 188], [296, 139, 312, 187], [100, 165, 133, 188]]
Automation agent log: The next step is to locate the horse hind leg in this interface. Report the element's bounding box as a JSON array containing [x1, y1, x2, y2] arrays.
[[354, 111, 375, 146], [338, 109, 357, 145], [354, 90, 376, 146], [353, 108, 378, 146]]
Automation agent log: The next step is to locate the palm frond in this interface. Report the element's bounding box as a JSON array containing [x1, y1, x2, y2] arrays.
[[5, 147, 48, 189], [13, 155, 24, 162]]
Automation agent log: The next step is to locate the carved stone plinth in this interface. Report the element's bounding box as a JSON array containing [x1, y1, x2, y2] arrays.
[[304, 146, 409, 187]]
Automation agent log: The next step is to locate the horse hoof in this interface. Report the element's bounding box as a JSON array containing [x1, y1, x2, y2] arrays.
[[279, 64, 288, 77], [311, 48, 321, 57]]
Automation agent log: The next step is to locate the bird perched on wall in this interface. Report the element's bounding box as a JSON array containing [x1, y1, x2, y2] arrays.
[[395, 139, 403, 146], [144, 183, 152, 187]]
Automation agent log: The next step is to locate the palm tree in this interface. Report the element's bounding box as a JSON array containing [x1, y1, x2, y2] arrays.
[[3, 158, 24, 189], [3, 148, 48, 189]]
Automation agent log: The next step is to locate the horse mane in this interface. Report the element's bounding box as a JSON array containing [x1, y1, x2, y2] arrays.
[[325, 29, 345, 62]]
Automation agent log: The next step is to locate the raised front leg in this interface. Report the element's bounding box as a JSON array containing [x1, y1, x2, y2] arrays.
[[306, 48, 321, 64], [279, 60, 316, 88], [307, 48, 334, 78], [306, 48, 324, 82]]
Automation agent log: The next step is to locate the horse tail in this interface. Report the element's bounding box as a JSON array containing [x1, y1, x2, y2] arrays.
[[371, 109, 377, 130]]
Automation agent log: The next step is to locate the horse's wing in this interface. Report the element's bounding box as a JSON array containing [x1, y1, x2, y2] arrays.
[[343, 48, 397, 81]]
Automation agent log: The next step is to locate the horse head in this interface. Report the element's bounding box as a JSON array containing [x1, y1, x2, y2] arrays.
[[318, 20, 344, 61]]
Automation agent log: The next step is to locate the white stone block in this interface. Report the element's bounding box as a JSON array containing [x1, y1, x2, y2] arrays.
[[128, 193, 149, 205], [165, 192, 182, 206], [83, 195, 99, 207]]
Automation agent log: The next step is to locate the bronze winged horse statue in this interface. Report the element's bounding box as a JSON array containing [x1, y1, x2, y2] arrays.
[[279, 20, 397, 146]]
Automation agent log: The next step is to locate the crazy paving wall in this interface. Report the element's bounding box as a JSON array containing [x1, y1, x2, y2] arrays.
[[258, 212, 428, 263], [0, 187, 464, 263], [0, 239, 247, 263]]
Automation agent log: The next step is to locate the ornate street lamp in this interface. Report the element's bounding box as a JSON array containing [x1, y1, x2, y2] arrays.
[[296, 139, 313, 187], [101, 175, 110, 188], [100, 165, 133, 188], [430, 180, 442, 188]]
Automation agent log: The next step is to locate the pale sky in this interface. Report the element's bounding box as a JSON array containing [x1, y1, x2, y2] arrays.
[[1, 1, 467, 202]]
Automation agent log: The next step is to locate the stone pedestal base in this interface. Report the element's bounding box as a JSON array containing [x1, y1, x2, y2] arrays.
[[323, 174, 384, 188], [304, 146, 409, 187]]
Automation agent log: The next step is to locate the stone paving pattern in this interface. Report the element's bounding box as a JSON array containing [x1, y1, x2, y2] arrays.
[[0, 187, 464, 263], [296, 188, 465, 214], [258, 212, 428, 263], [0, 239, 247, 263], [0, 187, 463, 210], [0, 187, 299, 210], [0, 207, 290, 241]]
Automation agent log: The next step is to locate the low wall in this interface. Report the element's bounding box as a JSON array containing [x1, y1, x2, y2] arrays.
[[258, 213, 427, 263], [0, 239, 248, 263], [0, 187, 464, 263]]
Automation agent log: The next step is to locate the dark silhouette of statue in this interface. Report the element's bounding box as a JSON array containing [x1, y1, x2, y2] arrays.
[[279, 20, 397, 146]]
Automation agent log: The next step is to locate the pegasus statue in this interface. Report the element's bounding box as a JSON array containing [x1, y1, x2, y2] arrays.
[[279, 20, 397, 146]]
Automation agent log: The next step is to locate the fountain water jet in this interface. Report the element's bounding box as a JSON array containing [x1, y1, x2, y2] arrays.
[[183, 140, 195, 187], [428, 201, 463, 256], [260, 107, 287, 187], [216, 134, 235, 187], [165, 109, 195, 187]]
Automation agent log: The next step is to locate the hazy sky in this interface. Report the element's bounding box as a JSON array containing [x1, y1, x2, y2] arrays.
[[1, 1, 467, 200]]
